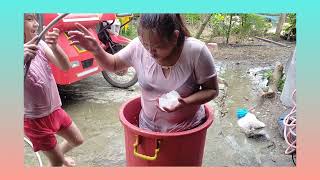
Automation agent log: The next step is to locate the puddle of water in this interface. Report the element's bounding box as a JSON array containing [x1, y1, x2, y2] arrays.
[[203, 63, 277, 166], [24, 101, 127, 167], [63, 101, 122, 139], [24, 74, 135, 166], [248, 66, 273, 90], [223, 64, 256, 113], [24, 142, 44, 167]]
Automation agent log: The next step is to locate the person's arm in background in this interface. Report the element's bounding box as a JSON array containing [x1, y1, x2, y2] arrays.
[[24, 36, 38, 65], [42, 28, 71, 71]]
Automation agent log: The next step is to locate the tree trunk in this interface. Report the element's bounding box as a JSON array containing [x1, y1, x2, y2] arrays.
[[261, 61, 284, 98], [276, 14, 287, 36], [195, 14, 212, 39], [226, 14, 233, 44]]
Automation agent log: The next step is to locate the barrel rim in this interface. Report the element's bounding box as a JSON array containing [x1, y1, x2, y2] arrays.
[[119, 96, 214, 138]]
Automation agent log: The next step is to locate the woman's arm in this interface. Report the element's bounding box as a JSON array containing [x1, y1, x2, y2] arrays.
[[68, 23, 130, 72], [161, 43, 219, 113], [89, 44, 129, 72], [161, 76, 219, 112], [182, 76, 219, 105]]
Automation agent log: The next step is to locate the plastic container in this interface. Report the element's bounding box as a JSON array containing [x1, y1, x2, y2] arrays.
[[119, 97, 214, 166], [236, 108, 248, 119]]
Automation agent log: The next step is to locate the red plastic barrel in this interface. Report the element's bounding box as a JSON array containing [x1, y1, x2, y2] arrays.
[[119, 96, 214, 166]]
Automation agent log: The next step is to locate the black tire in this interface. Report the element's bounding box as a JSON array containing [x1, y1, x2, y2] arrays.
[[101, 44, 138, 88], [102, 69, 138, 88]]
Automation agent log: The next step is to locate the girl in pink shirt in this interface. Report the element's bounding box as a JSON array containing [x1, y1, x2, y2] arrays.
[[69, 14, 219, 132], [24, 14, 83, 166]]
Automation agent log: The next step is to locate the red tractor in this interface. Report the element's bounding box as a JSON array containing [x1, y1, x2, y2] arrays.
[[40, 13, 137, 88]]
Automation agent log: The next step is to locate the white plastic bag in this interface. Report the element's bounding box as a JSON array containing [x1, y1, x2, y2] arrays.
[[159, 90, 181, 111], [237, 112, 265, 134]]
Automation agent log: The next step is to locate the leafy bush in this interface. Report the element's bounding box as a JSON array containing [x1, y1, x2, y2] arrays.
[[209, 13, 227, 37], [120, 24, 137, 40], [184, 14, 201, 25], [281, 13, 296, 41], [208, 13, 271, 43], [233, 14, 272, 39], [284, 13, 296, 32]]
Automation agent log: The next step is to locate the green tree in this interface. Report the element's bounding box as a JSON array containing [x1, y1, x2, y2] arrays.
[[195, 14, 213, 39]]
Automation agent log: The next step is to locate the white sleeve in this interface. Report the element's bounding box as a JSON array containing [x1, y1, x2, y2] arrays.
[[116, 37, 140, 67], [194, 45, 217, 84]]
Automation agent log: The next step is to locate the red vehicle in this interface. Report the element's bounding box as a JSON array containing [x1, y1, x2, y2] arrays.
[[40, 13, 137, 88]]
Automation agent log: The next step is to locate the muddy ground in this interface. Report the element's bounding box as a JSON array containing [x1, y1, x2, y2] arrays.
[[204, 36, 296, 166]]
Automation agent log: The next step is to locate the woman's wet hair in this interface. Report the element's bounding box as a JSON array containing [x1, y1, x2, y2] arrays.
[[138, 14, 191, 47]]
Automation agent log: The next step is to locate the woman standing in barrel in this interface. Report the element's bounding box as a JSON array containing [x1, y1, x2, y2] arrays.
[[68, 14, 219, 132]]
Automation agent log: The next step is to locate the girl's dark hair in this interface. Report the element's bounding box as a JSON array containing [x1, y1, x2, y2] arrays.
[[138, 14, 191, 47]]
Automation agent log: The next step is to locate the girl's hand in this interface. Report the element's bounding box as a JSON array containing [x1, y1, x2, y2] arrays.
[[44, 27, 60, 49], [156, 98, 188, 113], [24, 36, 39, 63], [67, 23, 100, 53]]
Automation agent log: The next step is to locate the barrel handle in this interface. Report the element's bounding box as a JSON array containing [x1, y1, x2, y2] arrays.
[[133, 135, 160, 161]]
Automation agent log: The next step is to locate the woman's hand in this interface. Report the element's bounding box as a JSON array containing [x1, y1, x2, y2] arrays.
[[68, 23, 100, 53], [24, 36, 38, 63], [156, 97, 188, 113], [44, 27, 60, 49]]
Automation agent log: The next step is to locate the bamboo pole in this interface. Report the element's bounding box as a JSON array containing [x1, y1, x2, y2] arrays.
[[254, 36, 290, 48]]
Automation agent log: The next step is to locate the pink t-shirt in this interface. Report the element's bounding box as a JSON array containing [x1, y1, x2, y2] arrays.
[[117, 37, 217, 132], [24, 40, 62, 119]]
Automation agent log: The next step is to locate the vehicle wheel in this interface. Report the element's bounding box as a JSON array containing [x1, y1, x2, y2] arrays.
[[101, 44, 138, 88]]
